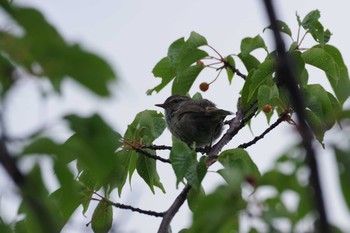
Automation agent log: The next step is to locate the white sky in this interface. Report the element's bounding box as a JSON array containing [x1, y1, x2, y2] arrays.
[[1, 0, 350, 232]]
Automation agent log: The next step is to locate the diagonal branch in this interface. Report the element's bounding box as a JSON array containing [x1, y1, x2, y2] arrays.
[[225, 60, 247, 80], [238, 112, 288, 149], [206, 104, 258, 165], [111, 202, 165, 217], [262, 0, 330, 232], [134, 147, 171, 164], [157, 185, 192, 233]]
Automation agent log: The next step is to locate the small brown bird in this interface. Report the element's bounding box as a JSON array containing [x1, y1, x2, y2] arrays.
[[156, 95, 231, 147]]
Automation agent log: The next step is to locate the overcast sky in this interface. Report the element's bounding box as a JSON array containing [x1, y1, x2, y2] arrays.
[[1, 0, 350, 232]]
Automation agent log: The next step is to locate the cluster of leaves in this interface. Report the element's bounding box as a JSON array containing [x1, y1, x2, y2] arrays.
[[1, 1, 350, 232], [145, 9, 350, 233], [0, 1, 119, 233]]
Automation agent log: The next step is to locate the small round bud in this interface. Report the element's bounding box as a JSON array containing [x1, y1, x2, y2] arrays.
[[196, 60, 205, 67], [262, 104, 272, 113], [199, 82, 209, 92]]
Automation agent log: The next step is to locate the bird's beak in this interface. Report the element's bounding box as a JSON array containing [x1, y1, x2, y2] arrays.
[[155, 103, 166, 108]]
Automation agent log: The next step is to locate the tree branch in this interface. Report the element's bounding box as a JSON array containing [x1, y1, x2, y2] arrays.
[[238, 112, 287, 149], [0, 140, 59, 232], [206, 104, 258, 165], [261, 1, 330, 232], [225, 61, 247, 80], [134, 147, 171, 164], [157, 185, 192, 233], [142, 144, 172, 151], [111, 202, 165, 217]]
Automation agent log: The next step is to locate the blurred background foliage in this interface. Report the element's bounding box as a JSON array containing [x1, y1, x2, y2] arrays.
[[0, 1, 350, 233]]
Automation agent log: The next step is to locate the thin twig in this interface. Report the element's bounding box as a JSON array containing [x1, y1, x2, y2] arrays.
[[238, 112, 287, 149], [111, 202, 165, 217], [206, 44, 224, 60], [262, 1, 330, 232], [225, 61, 247, 80], [134, 147, 171, 164], [141, 145, 172, 151], [157, 185, 192, 233]]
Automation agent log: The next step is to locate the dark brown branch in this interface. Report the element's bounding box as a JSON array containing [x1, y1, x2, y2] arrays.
[[206, 104, 257, 165], [157, 185, 192, 233], [142, 145, 172, 150], [111, 202, 165, 217], [225, 61, 247, 80], [0, 140, 59, 233], [262, 1, 330, 232], [238, 112, 287, 149], [134, 147, 171, 164]]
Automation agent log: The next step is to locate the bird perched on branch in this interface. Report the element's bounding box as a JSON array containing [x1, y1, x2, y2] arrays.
[[156, 95, 232, 147]]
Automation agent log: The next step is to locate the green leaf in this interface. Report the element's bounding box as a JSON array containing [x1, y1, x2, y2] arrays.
[[0, 53, 15, 96], [49, 181, 84, 223], [91, 201, 113, 233], [169, 139, 207, 190], [289, 50, 308, 86], [301, 10, 320, 29], [302, 84, 339, 144], [225, 55, 235, 84], [63, 45, 116, 96], [21, 137, 74, 164], [245, 57, 275, 102], [319, 45, 350, 105], [237, 53, 261, 72], [301, 10, 331, 45], [168, 37, 186, 64], [136, 154, 165, 193], [187, 185, 244, 233], [170, 139, 197, 187], [218, 148, 260, 180], [147, 57, 176, 95], [260, 170, 301, 193], [172, 64, 204, 95], [187, 156, 207, 190], [301, 47, 339, 83], [79, 180, 94, 214], [109, 150, 132, 195], [64, 114, 123, 189], [192, 92, 203, 100], [0, 6, 116, 96], [21, 137, 96, 221], [264, 20, 292, 38], [240, 35, 267, 57], [187, 186, 205, 212], [257, 84, 279, 110], [0, 221, 12, 233], [126, 110, 166, 145], [334, 147, 350, 211], [18, 164, 62, 233], [177, 31, 208, 71], [122, 110, 166, 192], [241, 71, 255, 109], [148, 32, 208, 95]]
